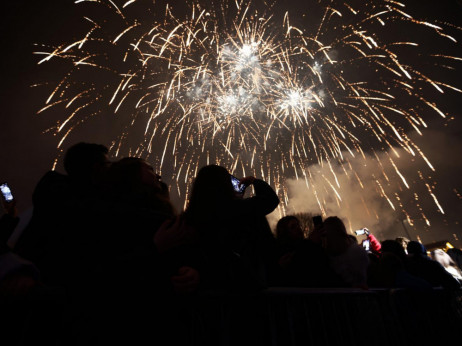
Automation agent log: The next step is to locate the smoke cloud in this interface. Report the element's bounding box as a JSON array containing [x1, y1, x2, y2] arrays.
[[267, 127, 462, 247]]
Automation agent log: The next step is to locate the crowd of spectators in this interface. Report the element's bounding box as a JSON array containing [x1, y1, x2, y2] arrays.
[[1, 142, 461, 345]]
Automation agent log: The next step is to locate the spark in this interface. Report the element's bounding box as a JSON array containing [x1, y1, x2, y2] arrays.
[[36, 0, 461, 225]]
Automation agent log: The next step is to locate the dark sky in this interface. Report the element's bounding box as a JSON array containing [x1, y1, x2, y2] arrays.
[[0, 0, 77, 210], [1, 0, 462, 246]]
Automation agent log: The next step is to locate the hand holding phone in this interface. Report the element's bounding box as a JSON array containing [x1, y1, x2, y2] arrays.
[[0, 182, 17, 217], [231, 175, 248, 194], [362, 239, 370, 251], [0, 182, 14, 203], [355, 228, 370, 236]]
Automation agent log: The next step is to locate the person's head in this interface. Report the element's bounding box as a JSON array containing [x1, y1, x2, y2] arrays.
[[395, 237, 410, 252], [381, 239, 407, 261], [276, 215, 304, 245], [447, 248, 462, 269], [432, 249, 457, 269], [185, 165, 235, 224], [107, 157, 161, 191], [106, 157, 173, 214], [378, 252, 405, 287], [407, 241, 427, 256], [322, 216, 350, 255], [63, 142, 109, 184]]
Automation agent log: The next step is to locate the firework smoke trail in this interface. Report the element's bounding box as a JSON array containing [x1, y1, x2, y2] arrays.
[[35, 0, 461, 221]]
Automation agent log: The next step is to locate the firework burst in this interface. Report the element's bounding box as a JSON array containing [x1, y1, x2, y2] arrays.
[[35, 0, 461, 225]]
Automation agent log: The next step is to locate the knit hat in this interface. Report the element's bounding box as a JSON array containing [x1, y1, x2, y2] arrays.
[[407, 241, 426, 255]]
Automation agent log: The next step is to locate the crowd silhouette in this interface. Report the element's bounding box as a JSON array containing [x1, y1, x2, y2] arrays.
[[1, 142, 461, 345]]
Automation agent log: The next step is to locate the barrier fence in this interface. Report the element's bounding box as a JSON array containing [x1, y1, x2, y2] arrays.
[[183, 287, 462, 346], [2, 287, 462, 345]]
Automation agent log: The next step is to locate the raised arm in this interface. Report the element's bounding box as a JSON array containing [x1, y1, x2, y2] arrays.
[[233, 177, 280, 216]]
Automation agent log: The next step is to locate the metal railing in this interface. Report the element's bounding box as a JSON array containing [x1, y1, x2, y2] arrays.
[[182, 287, 462, 346], [2, 286, 461, 345]]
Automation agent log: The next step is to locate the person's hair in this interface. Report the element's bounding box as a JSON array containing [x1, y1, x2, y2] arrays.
[[184, 164, 235, 227], [381, 239, 407, 261], [432, 249, 458, 269], [106, 157, 145, 191], [106, 157, 174, 215], [63, 142, 108, 180], [447, 248, 462, 269], [276, 215, 300, 241], [323, 216, 348, 237], [395, 237, 410, 251], [407, 241, 426, 256]]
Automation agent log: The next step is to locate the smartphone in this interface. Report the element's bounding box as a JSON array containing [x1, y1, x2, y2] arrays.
[[230, 175, 247, 194], [0, 182, 14, 202], [362, 239, 370, 251], [312, 215, 323, 227]]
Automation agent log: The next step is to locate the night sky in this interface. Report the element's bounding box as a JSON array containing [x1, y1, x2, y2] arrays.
[[1, 0, 462, 247]]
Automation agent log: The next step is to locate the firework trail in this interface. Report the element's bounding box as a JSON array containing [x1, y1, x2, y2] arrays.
[[35, 0, 461, 222]]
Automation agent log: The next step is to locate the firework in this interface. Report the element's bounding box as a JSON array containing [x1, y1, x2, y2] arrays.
[[35, 0, 461, 225]]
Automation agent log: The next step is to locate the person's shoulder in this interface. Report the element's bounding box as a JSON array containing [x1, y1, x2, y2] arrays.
[[40, 170, 68, 183], [347, 242, 370, 261], [35, 171, 69, 192], [32, 171, 70, 203]]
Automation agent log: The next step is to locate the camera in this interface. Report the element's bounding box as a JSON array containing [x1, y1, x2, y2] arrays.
[[230, 175, 247, 194], [355, 228, 369, 236], [0, 182, 14, 202]]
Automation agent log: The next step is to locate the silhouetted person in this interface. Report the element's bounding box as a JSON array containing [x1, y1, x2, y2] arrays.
[[94, 157, 198, 345], [98, 157, 174, 250], [183, 164, 279, 293], [406, 241, 461, 290], [273, 215, 304, 285], [0, 193, 40, 296], [14, 142, 110, 286], [0, 184, 68, 346], [381, 239, 407, 262], [431, 248, 462, 284], [321, 216, 369, 289], [0, 193, 19, 254], [13, 171, 68, 277], [276, 216, 304, 253], [0, 186, 39, 301], [367, 239, 432, 290], [395, 236, 410, 254], [273, 215, 345, 287], [10, 143, 111, 345], [447, 248, 462, 272]]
